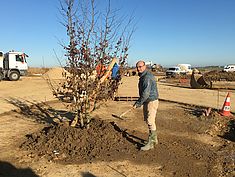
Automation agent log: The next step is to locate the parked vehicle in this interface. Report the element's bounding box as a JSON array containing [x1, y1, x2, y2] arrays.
[[223, 65, 235, 72], [177, 64, 192, 74], [166, 66, 186, 77], [0, 51, 29, 81]]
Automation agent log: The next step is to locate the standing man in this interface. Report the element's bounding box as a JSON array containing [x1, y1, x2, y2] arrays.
[[134, 60, 159, 151]]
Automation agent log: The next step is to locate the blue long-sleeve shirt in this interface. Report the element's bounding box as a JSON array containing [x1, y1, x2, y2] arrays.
[[135, 70, 159, 107]]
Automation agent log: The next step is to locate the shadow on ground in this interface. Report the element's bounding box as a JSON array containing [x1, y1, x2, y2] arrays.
[[5, 98, 73, 125], [80, 172, 97, 177], [0, 161, 39, 177], [219, 119, 235, 142], [178, 105, 219, 118]]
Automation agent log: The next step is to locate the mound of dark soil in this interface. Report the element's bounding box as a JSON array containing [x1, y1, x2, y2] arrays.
[[204, 70, 235, 81], [19, 107, 235, 176], [20, 119, 139, 164], [220, 119, 235, 142]]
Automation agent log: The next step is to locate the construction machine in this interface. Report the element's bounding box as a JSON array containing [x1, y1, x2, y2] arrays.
[[190, 70, 235, 89], [0, 51, 28, 81]]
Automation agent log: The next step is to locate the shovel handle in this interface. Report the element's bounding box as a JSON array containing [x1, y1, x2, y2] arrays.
[[120, 107, 135, 118]]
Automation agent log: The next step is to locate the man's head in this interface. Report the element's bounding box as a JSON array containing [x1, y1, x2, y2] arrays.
[[136, 60, 146, 74]]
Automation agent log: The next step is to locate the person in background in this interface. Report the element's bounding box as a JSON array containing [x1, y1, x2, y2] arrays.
[[133, 60, 159, 151], [96, 62, 106, 79], [111, 63, 120, 80]]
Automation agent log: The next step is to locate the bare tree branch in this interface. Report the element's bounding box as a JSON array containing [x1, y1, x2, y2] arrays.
[[51, 0, 136, 128]]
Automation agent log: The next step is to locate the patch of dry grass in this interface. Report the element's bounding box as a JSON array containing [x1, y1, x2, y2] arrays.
[[28, 67, 50, 76]]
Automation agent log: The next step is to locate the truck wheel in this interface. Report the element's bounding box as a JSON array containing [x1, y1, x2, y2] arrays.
[[9, 71, 20, 81], [0, 72, 3, 81]]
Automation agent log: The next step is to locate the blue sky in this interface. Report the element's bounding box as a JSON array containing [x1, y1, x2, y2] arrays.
[[0, 0, 234, 68]]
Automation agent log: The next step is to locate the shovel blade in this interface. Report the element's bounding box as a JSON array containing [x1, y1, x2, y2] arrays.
[[111, 114, 125, 120]]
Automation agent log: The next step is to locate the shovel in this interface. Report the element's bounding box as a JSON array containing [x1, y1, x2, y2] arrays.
[[112, 107, 135, 120]]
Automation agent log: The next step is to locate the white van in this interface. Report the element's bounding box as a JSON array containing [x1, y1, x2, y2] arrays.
[[177, 64, 192, 74], [223, 65, 235, 72]]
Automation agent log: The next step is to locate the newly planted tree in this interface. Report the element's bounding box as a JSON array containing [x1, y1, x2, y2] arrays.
[[53, 0, 135, 128]]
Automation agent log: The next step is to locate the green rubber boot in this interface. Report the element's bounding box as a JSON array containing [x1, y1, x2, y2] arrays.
[[141, 130, 158, 151]]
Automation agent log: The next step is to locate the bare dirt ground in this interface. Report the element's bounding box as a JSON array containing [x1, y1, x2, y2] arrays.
[[0, 69, 235, 177]]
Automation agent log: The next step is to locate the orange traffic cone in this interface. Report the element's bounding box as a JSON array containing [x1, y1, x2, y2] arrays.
[[220, 92, 231, 116]]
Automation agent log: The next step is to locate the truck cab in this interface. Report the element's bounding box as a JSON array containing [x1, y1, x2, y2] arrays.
[[0, 51, 28, 81], [0, 51, 3, 68]]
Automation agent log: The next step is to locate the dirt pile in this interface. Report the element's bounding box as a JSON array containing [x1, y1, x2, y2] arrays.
[[211, 116, 234, 138], [42, 67, 70, 91], [184, 107, 235, 140], [204, 70, 235, 82], [18, 101, 235, 176], [220, 119, 235, 141], [21, 119, 139, 164], [43, 67, 69, 80]]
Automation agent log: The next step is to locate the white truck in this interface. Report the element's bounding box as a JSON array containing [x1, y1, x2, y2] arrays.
[[0, 51, 28, 81]]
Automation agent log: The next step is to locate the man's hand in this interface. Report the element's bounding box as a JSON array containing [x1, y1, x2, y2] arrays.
[[133, 101, 141, 108]]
